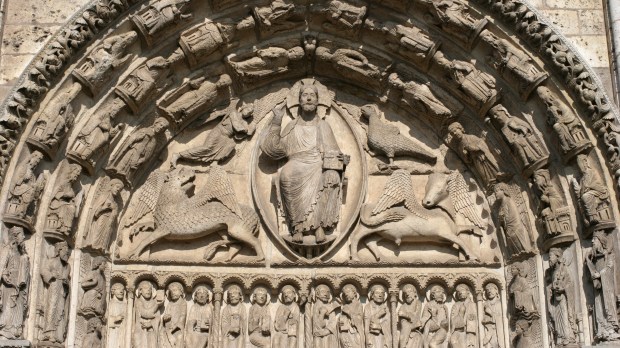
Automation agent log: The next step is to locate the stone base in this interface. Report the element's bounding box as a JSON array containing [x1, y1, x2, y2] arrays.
[[0, 340, 30, 348]]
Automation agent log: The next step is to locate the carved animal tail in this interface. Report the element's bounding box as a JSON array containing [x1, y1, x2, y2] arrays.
[[240, 205, 260, 236], [359, 205, 405, 227]]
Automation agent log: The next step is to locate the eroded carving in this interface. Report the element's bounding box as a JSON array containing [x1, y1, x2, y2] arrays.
[[508, 262, 540, 323], [482, 283, 505, 348], [131, 0, 193, 47], [107, 282, 127, 348], [4, 151, 47, 231], [450, 283, 478, 348], [398, 283, 423, 348], [487, 105, 548, 175], [78, 256, 107, 318], [37, 240, 71, 344], [388, 73, 452, 121], [106, 117, 169, 185], [228, 44, 307, 88], [365, 284, 392, 348], [159, 73, 232, 128], [424, 0, 488, 49], [546, 247, 579, 346], [160, 281, 186, 348], [585, 231, 620, 342], [536, 86, 591, 160], [45, 163, 83, 239], [338, 283, 364, 348], [73, 31, 137, 96], [313, 0, 367, 36], [351, 169, 479, 262], [573, 154, 615, 230], [494, 183, 534, 259], [121, 167, 264, 261], [132, 280, 163, 347], [260, 79, 346, 251], [274, 285, 300, 348], [221, 284, 246, 348], [531, 169, 574, 249], [115, 56, 173, 114], [27, 82, 82, 157], [315, 46, 384, 92], [422, 284, 449, 348], [365, 18, 440, 69], [0, 227, 30, 340], [312, 284, 338, 348], [435, 53, 497, 115], [178, 17, 255, 67], [248, 286, 271, 347], [82, 178, 124, 253], [360, 104, 437, 171], [446, 122, 501, 189], [171, 99, 254, 168], [67, 97, 126, 173], [185, 285, 213, 348], [481, 31, 547, 99], [253, 0, 305, 37]]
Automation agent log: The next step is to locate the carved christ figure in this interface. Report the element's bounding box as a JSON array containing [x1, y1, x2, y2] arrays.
[[260, 80, 345, 243]]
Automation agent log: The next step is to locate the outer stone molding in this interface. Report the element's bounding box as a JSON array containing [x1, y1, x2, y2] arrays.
[[0, 0, 620, 348]]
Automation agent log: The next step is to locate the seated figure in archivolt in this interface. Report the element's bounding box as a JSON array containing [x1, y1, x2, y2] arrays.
[[260, 79, 347, 244]]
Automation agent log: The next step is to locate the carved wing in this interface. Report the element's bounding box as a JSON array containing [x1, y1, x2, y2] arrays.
[[203, 166, 242, 218], [448, 171, 485, 229], [372, 170, 418, 215], [122, 170, 166, 228]]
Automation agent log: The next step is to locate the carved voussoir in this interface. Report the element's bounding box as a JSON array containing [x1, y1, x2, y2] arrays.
[[131, 0, 193, 48]]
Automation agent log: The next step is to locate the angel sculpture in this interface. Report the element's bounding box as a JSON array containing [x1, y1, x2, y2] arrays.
[[121, 166, 264, 261], [349, 169, 480, 262]]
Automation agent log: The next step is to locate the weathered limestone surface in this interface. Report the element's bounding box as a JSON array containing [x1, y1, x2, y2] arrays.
[[0, 0, 619, 347]]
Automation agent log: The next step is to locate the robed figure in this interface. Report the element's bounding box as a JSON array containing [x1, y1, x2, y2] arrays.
[[261, 79, 346, 244], [0, 227, 29, 339]]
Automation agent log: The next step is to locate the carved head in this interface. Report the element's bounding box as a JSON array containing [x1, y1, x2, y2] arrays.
[[576, 154, 590, 172], [166, 167, 196, 195], [536, 86, 554, 105], [592, 230, 609, 253], [360, 104, 379, 121], [454, 283, 471, 302], [193, 285, 212, 305], [217, 74, 233, 88], [484, 283, 499, 300], [514, 319, 530, 335], [137, 280, 154, 300], [240, 103, 254, 119], [226, 284, 243, 305], [91, 256, 106, 271], [111, 282, 126, 301], [369, 284, 387, 304], [300, 85, 319, 114], [494, 182, 510, 199], [341, 284, 359, 303], [8, 226, 25, 247], [315, 284, 332, 303], [428, 284, 446, 303], [29, 151, 44, 167], [423, 172, 450, 208], [548, 248, 563, 266], [153, 117, 170, 133], [511, 262, 528, 278], [67, 163, 83, 182], [401, 283, 418, 304], [487, 105, 510, 125], [86, 317, 103, 334], [109, 179, 124, 195], [447, 122, 465, 140], [166, 282, 184, 301], [280, 285, 298, 304], [55, 241, 70, 262], [532, 169, 550, 191], [251, 286, 269, 306]]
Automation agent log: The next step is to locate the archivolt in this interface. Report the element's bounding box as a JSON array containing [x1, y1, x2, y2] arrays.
[[0, 0, 618, 247]]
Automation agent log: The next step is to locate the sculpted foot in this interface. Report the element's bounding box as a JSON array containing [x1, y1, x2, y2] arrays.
[[315, 227, 325, 243]]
